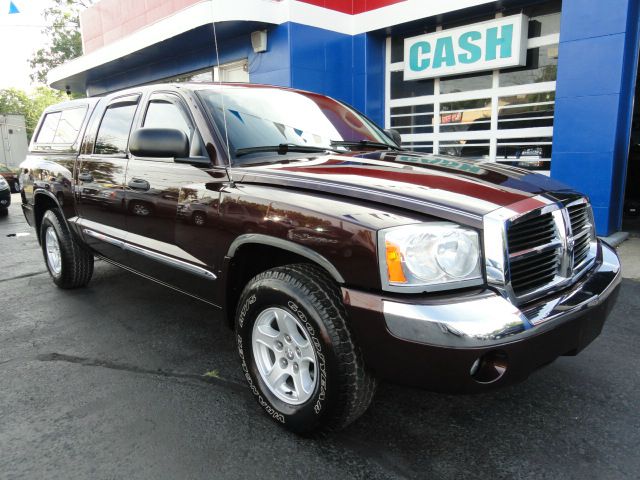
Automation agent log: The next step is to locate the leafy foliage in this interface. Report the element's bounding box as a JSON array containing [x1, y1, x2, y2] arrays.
[[0, 87, 69, 140], [29, 0, 95, 85]]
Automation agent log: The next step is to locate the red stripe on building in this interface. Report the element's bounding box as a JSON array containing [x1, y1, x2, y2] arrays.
[[296, 0, 406, 15]]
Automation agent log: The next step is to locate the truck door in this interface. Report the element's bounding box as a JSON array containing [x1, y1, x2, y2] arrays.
[[123, 91, 222, 301], [75, 94, 140, 263]]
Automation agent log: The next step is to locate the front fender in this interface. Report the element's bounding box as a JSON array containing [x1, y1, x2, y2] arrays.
[[227, 234, 345, 284]]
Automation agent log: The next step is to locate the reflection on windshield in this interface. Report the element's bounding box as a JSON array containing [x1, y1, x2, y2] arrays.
[[196, 86, 394, 163]]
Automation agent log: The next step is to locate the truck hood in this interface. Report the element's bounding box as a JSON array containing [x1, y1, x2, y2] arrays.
[[234, 151, 575, 226]]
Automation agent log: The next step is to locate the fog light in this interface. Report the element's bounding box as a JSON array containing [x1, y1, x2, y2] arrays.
[[470, 350, 508, 384]]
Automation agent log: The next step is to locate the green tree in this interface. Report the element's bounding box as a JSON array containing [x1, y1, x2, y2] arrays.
[[0, 87, 68, 140], [29, 0, 95, 85], [0, 88, 30, 116]]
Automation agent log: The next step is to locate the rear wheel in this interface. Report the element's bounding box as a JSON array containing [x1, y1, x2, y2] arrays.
[[40, 209, 94, 288], [235, 264, 377, 434], [193, 211, 206, 226], [130, 202, 152, 217]]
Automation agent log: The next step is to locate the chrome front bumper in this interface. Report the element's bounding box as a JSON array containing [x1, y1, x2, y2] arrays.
[[383, 241, 621, 348]]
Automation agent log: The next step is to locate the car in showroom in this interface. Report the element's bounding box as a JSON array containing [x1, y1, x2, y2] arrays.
[[18, 84, 621, 433]]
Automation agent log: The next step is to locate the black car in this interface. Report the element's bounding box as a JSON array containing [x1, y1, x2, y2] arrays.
[[0, 174, 11, 214]]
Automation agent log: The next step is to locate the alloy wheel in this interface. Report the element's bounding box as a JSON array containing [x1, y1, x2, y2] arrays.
[[252, 307, 318, 405], [45, 227, 62, 275]]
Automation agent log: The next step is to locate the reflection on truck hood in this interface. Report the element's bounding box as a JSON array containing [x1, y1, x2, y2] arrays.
[[235, 151, 575, 223]]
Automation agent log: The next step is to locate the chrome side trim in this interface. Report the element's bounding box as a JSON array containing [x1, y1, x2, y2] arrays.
[[83, 228, 125, 249], [83, 228, 217, 281], [384, 242, 621, 348], [76, 217, 206, 265]]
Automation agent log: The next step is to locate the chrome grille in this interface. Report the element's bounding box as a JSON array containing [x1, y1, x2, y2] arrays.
[[507, 213, 560, 296], [484, 196, 597, 307], [568, 203, 592, 270], [507, 213, 557, 252]]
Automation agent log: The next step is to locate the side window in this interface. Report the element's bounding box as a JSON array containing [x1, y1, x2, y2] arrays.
[[143, 100, 192, 137], [53, 107, 87, 144], [94, 101, 138, 155], [36, 112, 62, 144], [143, 96, 205, 157]]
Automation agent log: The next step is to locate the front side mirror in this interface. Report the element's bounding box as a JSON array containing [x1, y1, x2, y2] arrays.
[[129, 128, 189, 158], [384, 129, 402, 147]]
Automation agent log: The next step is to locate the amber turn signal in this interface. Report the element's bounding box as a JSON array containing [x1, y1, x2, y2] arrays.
[[385, 240, 407, 283]]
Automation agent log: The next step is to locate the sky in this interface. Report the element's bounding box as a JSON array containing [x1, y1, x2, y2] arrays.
[[0, 0, 54, 90]]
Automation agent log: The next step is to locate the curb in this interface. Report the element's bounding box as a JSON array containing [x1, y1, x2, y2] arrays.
[[599, 231, 630, 248]]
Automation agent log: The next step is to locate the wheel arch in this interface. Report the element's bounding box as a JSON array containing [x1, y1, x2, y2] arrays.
[[223, 234, 345, 328], [227, 234, 345, 283], [33, 189, 65, 243]]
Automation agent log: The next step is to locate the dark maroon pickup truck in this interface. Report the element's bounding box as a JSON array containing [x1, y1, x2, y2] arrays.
[[20, 83, 621, 433]]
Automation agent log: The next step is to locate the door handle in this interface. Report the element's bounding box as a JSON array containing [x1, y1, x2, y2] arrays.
[[78, 172, 93, 182], [128, 178, 150, 191]]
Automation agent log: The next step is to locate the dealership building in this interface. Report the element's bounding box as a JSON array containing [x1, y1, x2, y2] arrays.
[[49, 0, 640, 235]]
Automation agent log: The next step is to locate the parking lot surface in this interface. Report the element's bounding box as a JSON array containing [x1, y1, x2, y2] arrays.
[[1, 192, 639, 480]]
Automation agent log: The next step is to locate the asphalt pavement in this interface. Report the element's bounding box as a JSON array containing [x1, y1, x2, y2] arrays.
[[1, 192, 639, 480]]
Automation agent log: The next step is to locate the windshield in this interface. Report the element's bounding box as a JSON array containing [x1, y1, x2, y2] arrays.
[[196, 86, 396, 164]]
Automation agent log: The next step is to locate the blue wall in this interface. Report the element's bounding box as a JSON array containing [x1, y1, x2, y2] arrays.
[[86, 23, 293, 96], [243, 24, 291, 87], [352, 32, 386, 127], [85, 21, 387, 127], [287, 23, 386, 127], [552, 0, 640, 235]]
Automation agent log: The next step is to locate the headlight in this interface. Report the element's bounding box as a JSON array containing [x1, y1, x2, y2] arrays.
[[379, 223, 483, 292], [0, 177, 8, 191]]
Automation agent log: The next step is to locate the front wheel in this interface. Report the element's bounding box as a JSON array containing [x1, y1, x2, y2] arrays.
[[40, 209, 94, 288], [235, 264, 377, 434]]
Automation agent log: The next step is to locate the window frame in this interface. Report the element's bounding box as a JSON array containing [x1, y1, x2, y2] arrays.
[[92, 94, 141, 158], [139, 91, 207, 160], [34, 111, 62, 146], [33, 106, 88, 150], [52, 106, 89, 145]]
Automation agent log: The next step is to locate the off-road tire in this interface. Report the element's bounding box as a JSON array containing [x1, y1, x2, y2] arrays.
[[40, 209, 94, 288], [235, 263, 377, 434]]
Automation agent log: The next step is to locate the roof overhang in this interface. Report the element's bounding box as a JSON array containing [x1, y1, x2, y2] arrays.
[[49, 0, 495, 93]]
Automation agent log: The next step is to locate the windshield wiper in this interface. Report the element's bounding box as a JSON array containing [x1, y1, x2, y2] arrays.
[[331, 140, 401, 151], [235, 144, 338, 158]]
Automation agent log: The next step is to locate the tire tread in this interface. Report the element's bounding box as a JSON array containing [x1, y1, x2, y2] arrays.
[[41, 209, 93, 289], [245, 263, 377, 431]]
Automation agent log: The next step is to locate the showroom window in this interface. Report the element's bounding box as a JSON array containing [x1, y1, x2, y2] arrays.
[[385, 0, 561, 173]]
